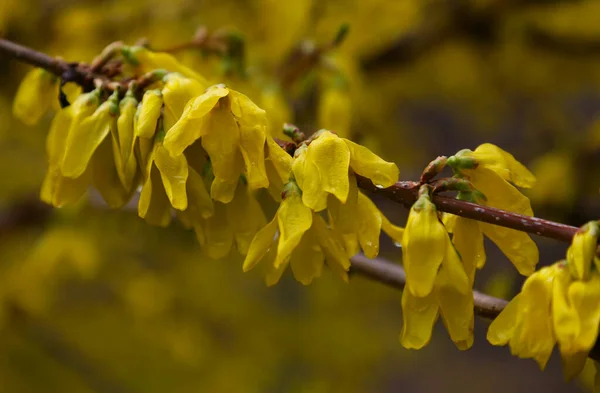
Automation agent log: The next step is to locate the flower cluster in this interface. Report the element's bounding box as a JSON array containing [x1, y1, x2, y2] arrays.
[[13, 48, 404, 286], [488, 221, 600, 380], [400, 143, 539, 350]]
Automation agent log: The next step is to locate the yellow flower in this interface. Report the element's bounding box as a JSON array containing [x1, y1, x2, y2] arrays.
[[163, 84, 270, 203], [328, 173, 404, 258], [124, 46, 208, 84], [13, 68, 58, 125], [487, 264, 558, 370], [448, 144, 539, 276], [567, 221, 600, 281], [400, 232, 473, 350], [185, 182, 267, 259], [60, 88, 109, 178], [138, 131, 189, 226], [318, 81, 352, 138], [243, 181, 350, 286], [402, 191, 450, 297], [452, 143, 536, 188], [292, 130, 399, 212], [41, 107, 91, 207]]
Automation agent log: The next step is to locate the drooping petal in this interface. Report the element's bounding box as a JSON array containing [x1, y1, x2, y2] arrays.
[[487, 293, 522, 346], [13, 68, 57, 125], [292, 147, 328, 211], [138, 160, 172, 227], [480, 222, 538, 276], [343, 138, 399, 188], [202, 202, 234, 260], [154, 144, 188, 210], [470, 143, 536, 188], [243, 216, 278, 272], [438, 238, 470, 295], [452, 216, 485, 281], [91, 138, 133, 208], [328, 175, 359, 256], [304, 131, 351, 204], [469, 167, 533, 216], [276, 193, 313, 267], [569, 273, 600, 352], [163, 86, 227, 156], [355, 191, 382, 259], [289, 231, 324, 285], [567, 224, 599, 281], [226, 186, 267, 255], [552, 265, 579, 354], [381, 214, 404, 245], [185, 166, 214, 221], [437, 282, 474, 350], [312, 214, 351, 278], [402, 197, 448, 297], [135, 90, 163, 139], [161, 73, 205, 131], [400, 289, 439, 349]]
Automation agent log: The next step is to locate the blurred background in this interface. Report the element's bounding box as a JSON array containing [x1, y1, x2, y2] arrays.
[[1, 0, 599, 391]]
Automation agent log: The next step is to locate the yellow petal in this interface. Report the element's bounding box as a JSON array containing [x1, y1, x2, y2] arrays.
[[290, 230, 324, 285], [163, 87, 227, 156], [135, 90, 163, 139], [46, 108, 73, 167], [243, 216, 278, 272], [201, 108, 242, 202], [469, 167, 533, 216], [264, 245, 287, 287], [344, 138, 399, 188], [239, 122, 269, 190], [230, 90, 270, 189], [452, 216, 485, 281], [400, 289, 439, 349], [185, 166, 214, 220], [487, 293, 521, 346], [62, 100, 112, 178], [480, 223, 538, 276], [567, 224, 599, 281], [305, 131, 351, 204], [355, 191, 382, 258], [471, 143, 536, 188], [202, 202, 234, 260], [512, 266, 556, 370], [381, 214, 404, 245], [552, 265, 579, 353], [41, 167, 90, 207], [569, 273, 600, 352], [91, 138, 133, 208], [276, 193, 313, 267], [312, 214, 351, 276], [138, 161, 172, 227], [154, 144, 188, 210], [437, 284, 474, 350], [266, 137, 292, 182], [437, 238, 470, 295], [328, 175, 359, 256], [292, 146, 328, 211], [13, 68, 57, 125], [226, 186, 267, 255], [402, 198, 447, 297], [161, 73, 205, 131]]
